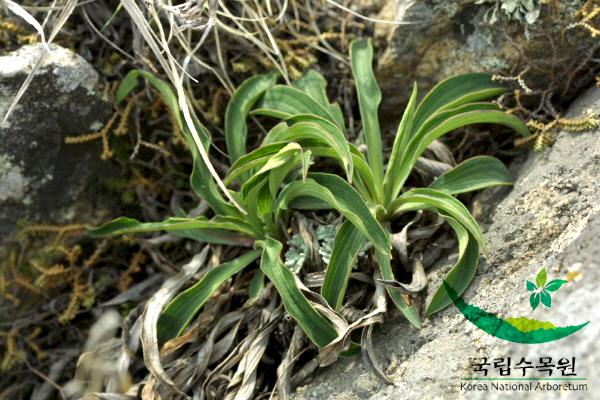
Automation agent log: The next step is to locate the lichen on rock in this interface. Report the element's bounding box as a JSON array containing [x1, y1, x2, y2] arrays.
[[374, 0, 595, 118], [0, 154, 28, 202], [0, 43, 114, 242]]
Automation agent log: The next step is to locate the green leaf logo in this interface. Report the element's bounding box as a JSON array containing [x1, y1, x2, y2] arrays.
[[526, 267, 567, 310], [535, 268, 547, 287], [545, 279, 567, 292], [530, 292, 541, 310]]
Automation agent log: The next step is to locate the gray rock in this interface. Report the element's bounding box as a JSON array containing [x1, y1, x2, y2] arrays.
[[374, 1, 591, 116], [0, 44, 114, 242], [293, 87, 600, 399]]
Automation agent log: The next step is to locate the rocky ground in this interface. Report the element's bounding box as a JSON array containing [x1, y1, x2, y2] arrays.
[[293, 86, 600, 400]]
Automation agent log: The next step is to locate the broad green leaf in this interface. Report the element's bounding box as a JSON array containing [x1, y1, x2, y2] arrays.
[[294, 69, 330, 106], [253, 85, 343, 130], [536, 268, 547, 287], [425, 215, 480, 316], [157, 249, 261, 343], [301, 150, 312, 181], [428, 156, 513, 195], [287, 197, 331, 210], [241, 176, 273, 228], [530, 292, 540, 310], [394, 109, 529, 194], [545, 279, 567, 292], [241, 142, 310, 199], [249, 269, 265, 298], [374, 248, 421, 328], [87, 216, 255, 245], [412, 73, 507, 133], [250, 107, 293, 119], [540, 290, 552, 308], [350, 39, 384, 196], [389, 188, 486, 252], [229, 142, 373, 205], [241, 142, 304, 197], [293, 69, 346, 130], [264, 118, 353, 181], [321, 222, 366, 310], [225, 71, 278, 164], [310, 147, 377, 202], [384, 83, 418, 205], [414, 110, 531, 156], [260, 238, 337, 347], [276, 173, 390, 254], [413, 103, 500, 142], [226, 142, 289, 185], [186, 121, 240, 216], [526, 280, 537, 291]]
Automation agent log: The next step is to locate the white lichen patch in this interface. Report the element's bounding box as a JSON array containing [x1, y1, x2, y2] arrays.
[[0, 154, 29, 202], [0, 44, 98, 94], [477, 0, 545, 24]]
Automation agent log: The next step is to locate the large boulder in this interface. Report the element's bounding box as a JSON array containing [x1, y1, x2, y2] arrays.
[[294, 86, 600, 399], [374, 1, 594, 116], [0, 44, 113, 242]]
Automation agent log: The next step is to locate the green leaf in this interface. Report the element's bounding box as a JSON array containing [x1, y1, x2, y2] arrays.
[[242, 178, 270, 236], [384, 83, 417, 204], [301, 150, 312, 181], [226, 142, 289, 185], [545, 279, 567, 292], [389, 188, 487, 252], [115, 70, 144, 104], [116, 70, 186, 138], [87, 216, 255, 245], [241, 142, 304, 197], [540, 290, 552, 308], [225, 72, 278, 165], [253, 85, 343, 130], [393, 107, 529, 194], [157, 249, 261, 343], [428, 156, 513, 195], [186, 121, 240, 216], [374, 248, 421, 328], [415, 110, 530, 155], [412, 73, 507, 134], [260, 238, 337, 347], [276, 173, 390, 254], [536, 267, 547, 287], [526, 280, 537, 291], [249, 269, 265, 298], [350, 38, 384, 198], [293, 69, 346, 130], [294, 70, 330, 105], [227, 140, 366, 198], [530, 292, 540, 310], [116, 70, 181, 121], [309, 147, 377, 202], [263, 118, 354, 182], [425, 215, 480, 316], [321, 222, 366, 310], [413, 103, 500, 142]]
